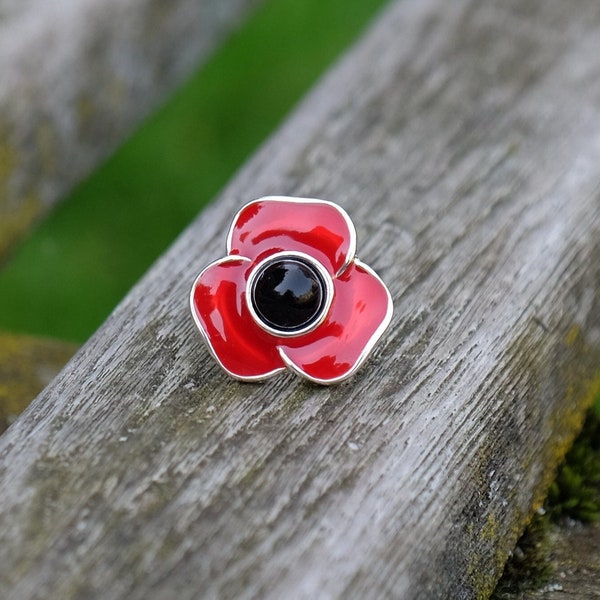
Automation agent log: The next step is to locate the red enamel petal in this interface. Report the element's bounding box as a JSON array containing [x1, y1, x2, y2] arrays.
[[278, 261, 392, 384], [228, 197, 356, 275], [191, 257, 285, 380]]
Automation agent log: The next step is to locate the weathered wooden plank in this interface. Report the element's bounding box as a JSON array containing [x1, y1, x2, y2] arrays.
[[0, 0, 262, 261], [1, 0, 600, 598]]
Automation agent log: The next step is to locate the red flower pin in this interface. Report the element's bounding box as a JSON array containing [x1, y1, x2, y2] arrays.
[[190, 197, 393, 384]]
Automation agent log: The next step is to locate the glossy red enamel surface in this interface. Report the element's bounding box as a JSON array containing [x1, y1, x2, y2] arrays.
[[278, 262, 391, 382], [192, 257, 285, 379], [228, 198, 354, 275], [191, 197, 392, 383]]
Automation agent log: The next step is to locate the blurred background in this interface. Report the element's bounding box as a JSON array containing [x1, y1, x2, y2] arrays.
[[0, 0, 389, 344], [1, 2, 598, 593]]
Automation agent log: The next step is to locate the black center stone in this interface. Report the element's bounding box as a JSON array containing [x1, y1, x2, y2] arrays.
[[251, 257, 326, 333]]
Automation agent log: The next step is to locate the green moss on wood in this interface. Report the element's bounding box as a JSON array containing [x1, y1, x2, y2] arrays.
[[0, 332, 78, 432], [547, 406, 600, 523], [464, 319, 600, 599], [492, 395, 600, 598], [0, 134, 44, 263], [491, 512, 553, 598], [0, 116, 70, 267], [0, 137, 17, 182], [0, 194, 44, 264]]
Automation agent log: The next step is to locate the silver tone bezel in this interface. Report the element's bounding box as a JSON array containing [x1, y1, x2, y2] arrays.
[[245, 250, 334, 338]]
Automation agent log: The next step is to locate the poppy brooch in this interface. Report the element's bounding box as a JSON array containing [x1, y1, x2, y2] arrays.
[[190, 196, 393, 384]]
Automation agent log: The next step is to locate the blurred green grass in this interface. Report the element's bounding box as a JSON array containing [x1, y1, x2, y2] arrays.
[[0, 0, 389, 342]]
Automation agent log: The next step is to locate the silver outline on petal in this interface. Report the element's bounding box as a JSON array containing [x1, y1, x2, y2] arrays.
[[226, 196, 357, 277], [192, 197, 393, 384], [189, 255, 286, 382], [276, 259, 393, 385]]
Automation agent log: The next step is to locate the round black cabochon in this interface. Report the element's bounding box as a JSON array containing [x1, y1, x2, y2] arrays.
[[251, 257, 327, 333]]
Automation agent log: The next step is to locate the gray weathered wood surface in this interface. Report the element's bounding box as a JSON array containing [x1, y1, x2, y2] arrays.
[[1, 0, 600, 598], [0, 0, 262, 260]]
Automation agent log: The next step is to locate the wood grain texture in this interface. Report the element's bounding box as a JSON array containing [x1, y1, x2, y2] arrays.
[[0, 0, 262, 261], [1, 0, 600, 598]]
